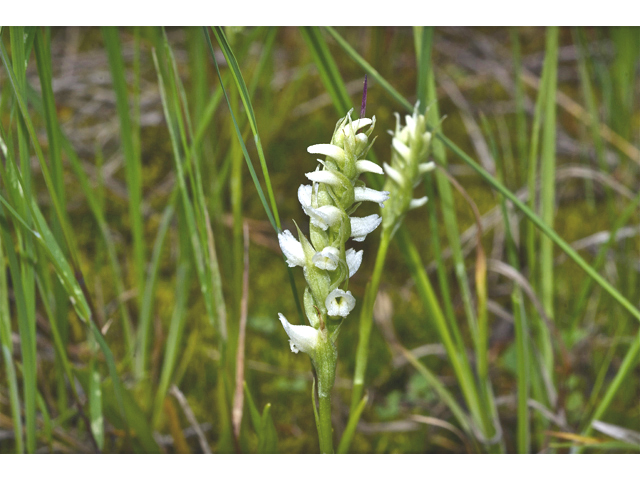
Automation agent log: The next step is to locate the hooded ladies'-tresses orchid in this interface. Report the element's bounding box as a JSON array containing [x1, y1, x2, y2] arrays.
[[276, 108, 388, 408]]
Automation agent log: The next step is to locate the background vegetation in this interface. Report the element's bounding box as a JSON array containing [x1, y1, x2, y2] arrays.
[[0, 26, 638, 453]]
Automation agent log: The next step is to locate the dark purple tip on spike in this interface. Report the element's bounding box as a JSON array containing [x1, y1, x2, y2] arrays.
[[360, 74, 368, 119]]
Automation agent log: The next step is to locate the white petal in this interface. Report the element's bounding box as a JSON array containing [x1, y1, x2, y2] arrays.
[[313, 206, 343, 229], [383, 162, 404, 186], [325, 289, 356, 317], [405, 114, 416, 132], [418, 161, 436, 174], [354, 187, 390, 208], [350, 214, 382, 242], [409, 196, 429, 209], [298, 184, 313, 207], [356, 160, 383, 175], [279, 313, 319, 354], [305, 170, 341, 186], [298, 185, 342, 230], [392, 137, 411, 162], [346, 248, 363, 278], [349, 118, 372, 131], [278, 230, 306, 267], [307, 144, 346, 163], [312, 247, 340, 271]]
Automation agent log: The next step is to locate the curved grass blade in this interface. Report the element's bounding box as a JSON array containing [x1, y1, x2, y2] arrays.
[[209, 26, 279, 230], [323, 27, 412, 112], [300, 27, 352, 115], [204, 27, 304, 323], [437, 132, 640, 322], [152, 46, 217, 329]]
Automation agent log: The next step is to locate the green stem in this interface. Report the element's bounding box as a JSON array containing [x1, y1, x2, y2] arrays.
[[395, 227, 491, 441], [318, 394, 334, 454], [350, 227, 392, 412]]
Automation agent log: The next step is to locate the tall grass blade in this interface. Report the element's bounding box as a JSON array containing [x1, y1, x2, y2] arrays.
[[300, 27, 352, 114], [539, 27, 559, 376], [102, 27, 146, 326], [209, 26, 279, 229], [0, 216, 24, 453]]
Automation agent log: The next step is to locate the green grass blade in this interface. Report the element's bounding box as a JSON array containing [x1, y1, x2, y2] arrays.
[[152, 45, 218, 330], [33, 26, 72, 418], [300, 26, 352, 114], [152, 260, 191, 427], [0, 223, 24, 453], [134, 193, 176, 381], [88, 340, 105, 451], [570, 192, 640, 330], [482, 115, 531, 453], [414, 26, 433, 114], [437, 132, 640, 322], [338, 393, 368, 454], [6, 26, 37, 454], [510, 28, 528, 178], [324, 26, 412, 111], [257, 403, 278, 454], [539, 27, 559, 375], [206, 27, 277, 230], [102, 27, 146, 315], [0, 33, 80, 270], [211, 27, 280, 228]]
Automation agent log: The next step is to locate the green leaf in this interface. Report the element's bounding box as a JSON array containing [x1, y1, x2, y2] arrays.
[[257, 403, 278, 454]]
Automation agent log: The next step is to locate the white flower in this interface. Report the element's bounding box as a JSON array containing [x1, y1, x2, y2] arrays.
[[354, 186, 390, 208], [345, 248, 363, 278], [278, 230, 306, 267], [279, 313, 320, 354], [409, 197, 429, 209], [356, 160, 384, 175], [383, 162, 404, 187], [307, 144, 346, 163], [312, 247, 340, 271], [392, 137, 411, 162], [325, 289, 356, 317], [347, 118, 372, 131], [418, 162, 436, 174], [350, 214, 382, 242], [298, 185, 342, 230], [305, 170, 342, 187]]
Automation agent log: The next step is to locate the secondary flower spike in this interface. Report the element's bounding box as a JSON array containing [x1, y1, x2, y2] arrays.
[[276, 108, 388, 399], [381, 102, 435, 235]]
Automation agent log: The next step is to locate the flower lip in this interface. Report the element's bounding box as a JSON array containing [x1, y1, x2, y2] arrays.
[[350, 214, 382, 242], [356, 160, 384, 175], [392, 137, 411, 162], [345, 248, 363, 278], [305, 170, 342, 187], [409, 196, 429, 210], [312, 247, 340, 271], [354, 186, 390, 208], [298, 184, 342, 230], [278, 230, 306, 267], [383, 162, 404, 186], [279, 313, 320, 354], [325, 289, 356, 317], [307, 144, 346, 163]]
